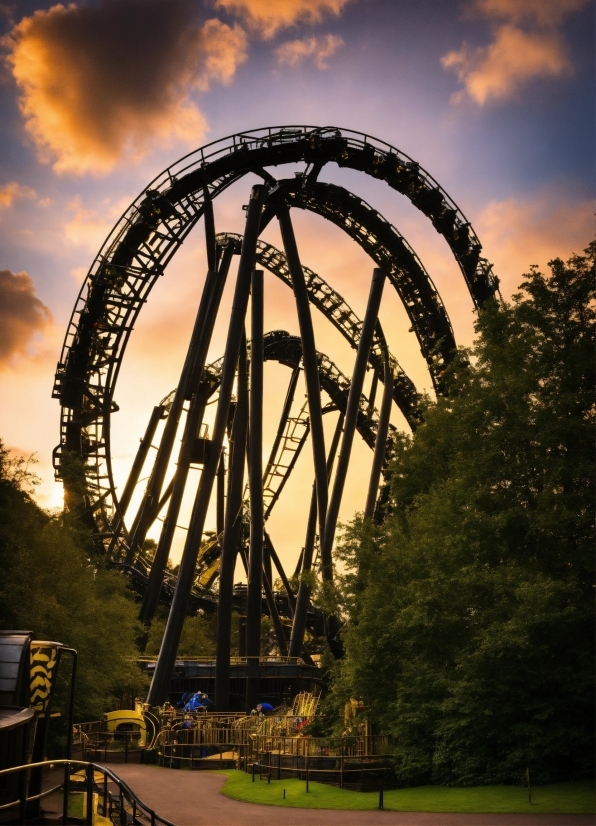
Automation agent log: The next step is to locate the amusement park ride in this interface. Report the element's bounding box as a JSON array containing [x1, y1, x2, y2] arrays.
[[51, 125, 498, 711], [1, 125, 498, 823]]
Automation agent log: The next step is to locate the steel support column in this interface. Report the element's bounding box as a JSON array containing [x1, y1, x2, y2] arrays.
[[264, 532, 295, 616], [321, 268, 386, 573], [147, 185, 267, 706], [288, 412, 343, 658], [262, 564, 288, 657], [278, 207, 328, 559], [263, 364, 300, 483], [119, 405, 165, 519], [216, 450, 226, 536], [215, 337, 248, 711], [139, 245, 235, 623], [364, 337, 393, 519], [127, 245, 232, 561], [246, 269, 264, 712]]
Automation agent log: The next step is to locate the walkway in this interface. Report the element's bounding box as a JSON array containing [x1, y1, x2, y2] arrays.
[[101, 764, 594, 826]]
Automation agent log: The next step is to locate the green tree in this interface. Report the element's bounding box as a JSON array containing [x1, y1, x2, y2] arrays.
[[144, 608, 216, 657], [0, 445, 147, 721], [331, 244, 595, 785]]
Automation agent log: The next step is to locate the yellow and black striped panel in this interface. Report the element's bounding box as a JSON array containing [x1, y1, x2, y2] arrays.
[[30, 643, 59, 715]]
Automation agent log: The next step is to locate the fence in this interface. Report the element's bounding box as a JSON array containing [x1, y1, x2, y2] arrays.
[[252, 735, 392, 790], [0, 758, 176, 825], [76, 729, 145, 764]]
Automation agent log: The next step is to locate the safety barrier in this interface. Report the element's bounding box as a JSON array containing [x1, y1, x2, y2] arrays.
[[0, 758, 176, 825]]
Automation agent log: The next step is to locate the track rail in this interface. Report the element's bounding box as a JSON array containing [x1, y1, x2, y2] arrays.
[[53, 125, 497, 545]]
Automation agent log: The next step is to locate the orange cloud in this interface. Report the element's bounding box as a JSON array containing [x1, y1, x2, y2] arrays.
[[476, 190, 594, 298], [64, 195, 132, 249], [443, 0, 588, 104], [215, 0, 350, 38], [275, 34, 343, 69], [442, 25, 572, 104], [4, 0, 247, 175], [0, 269, 52, 368], [0, 181, 35, 208]]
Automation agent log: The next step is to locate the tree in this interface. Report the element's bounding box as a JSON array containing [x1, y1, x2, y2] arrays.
[[331, 244, 595, 785], [0, 444, 147, 722]]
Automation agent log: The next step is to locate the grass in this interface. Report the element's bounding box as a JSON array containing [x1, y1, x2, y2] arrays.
[[219, 770, 595, 814]]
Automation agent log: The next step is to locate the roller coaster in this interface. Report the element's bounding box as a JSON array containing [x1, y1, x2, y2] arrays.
[[51, 125, 498, 711]]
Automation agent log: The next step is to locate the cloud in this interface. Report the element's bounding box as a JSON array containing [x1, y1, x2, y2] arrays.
[[476, 189, 594, 298], [215, 0, 350, 38], [469, 0, 590, 27], [4, 0, 247, 175], [0, 268, 52, 368], [443, 0, 589, 104], [0, 181, 35, 208], [275, 33, 343, 69], [64, 195, 131, 250], [442, 25, 572, 104]]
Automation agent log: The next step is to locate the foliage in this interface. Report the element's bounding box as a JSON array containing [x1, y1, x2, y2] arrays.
[[144, 607, 216, 657], [0, 443, 147, 721], [330, 245, 595, 785]]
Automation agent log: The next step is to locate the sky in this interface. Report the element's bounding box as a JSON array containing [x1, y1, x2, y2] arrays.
[[0, 0, 593, 575]]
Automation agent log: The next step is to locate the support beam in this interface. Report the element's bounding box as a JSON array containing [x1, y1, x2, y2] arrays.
[[139, 246, 235, 623], [278, 207, 328, 558], [263, 364, 300, 484], [119, 405, 165, 519], [127, 245, 234, 562], [364, 336, 393, 519], [203, 186, 217, 274], [321, 268, 386, 577], [262, 563, 288, 656], [216, 450, 226, 536], [246, 269, 264, 712], [288, 412, 343, 658], [367, 370, 379, 417], [108, 404, 165, 557], [215, 338, 248, 711], [264, 532, 295, 616], [147, 185, 267, 707]]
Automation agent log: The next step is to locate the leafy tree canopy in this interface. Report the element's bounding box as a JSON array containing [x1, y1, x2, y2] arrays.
[[329, 244, 595, 785], [0, 445, 147, 721]]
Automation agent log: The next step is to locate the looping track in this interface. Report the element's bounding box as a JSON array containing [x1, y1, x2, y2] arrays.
[[52, 126, 499, 697], [52, 126, 497, 550]]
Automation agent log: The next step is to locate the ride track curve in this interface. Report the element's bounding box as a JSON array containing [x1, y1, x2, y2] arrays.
[[51, 125, 498, 706]]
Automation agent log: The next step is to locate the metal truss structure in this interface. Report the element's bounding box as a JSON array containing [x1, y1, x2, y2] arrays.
[[52, 126, 498, 709]]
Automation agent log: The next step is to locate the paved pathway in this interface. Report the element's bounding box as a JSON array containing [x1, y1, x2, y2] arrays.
[[100, 764, 594, 826]]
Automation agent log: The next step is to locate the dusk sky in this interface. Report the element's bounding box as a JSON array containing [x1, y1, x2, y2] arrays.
[[0, 0, 593, 571]]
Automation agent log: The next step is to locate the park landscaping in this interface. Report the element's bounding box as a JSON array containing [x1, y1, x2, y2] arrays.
[[219, 770, 594, 814]]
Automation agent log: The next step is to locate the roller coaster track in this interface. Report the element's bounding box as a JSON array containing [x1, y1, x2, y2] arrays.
[[53, 126, 497, 545], [51, 126, 498, 690], [127, 331, 392, 604]]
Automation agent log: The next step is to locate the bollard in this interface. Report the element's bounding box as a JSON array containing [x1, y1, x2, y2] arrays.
[[252, 763, 255, 782], [378, 785, 384, 810], [283, 788, 286, 799], [306, 763, 309, 793]]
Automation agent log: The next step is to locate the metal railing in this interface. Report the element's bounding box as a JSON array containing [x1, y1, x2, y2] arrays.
[[0, 758, 177, 825], [254, 734, 390, 758], [76, 729, 144, 763]]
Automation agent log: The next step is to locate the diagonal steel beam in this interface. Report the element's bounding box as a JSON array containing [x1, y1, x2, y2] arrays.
[[147, 185, 267, 706]]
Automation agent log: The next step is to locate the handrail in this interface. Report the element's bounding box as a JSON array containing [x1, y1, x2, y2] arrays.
[[0, 758, 178, 825]]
